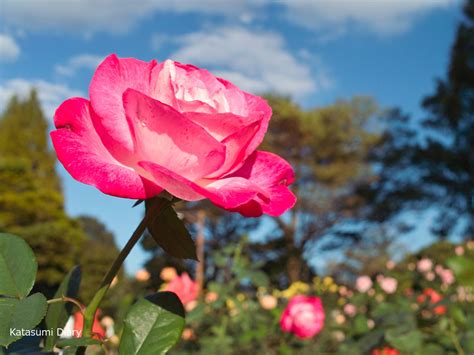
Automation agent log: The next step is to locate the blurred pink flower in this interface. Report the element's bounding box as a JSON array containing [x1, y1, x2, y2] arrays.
[[417, 258, 433, 273], [439, 269, 455, 285], [205, 291, 219, 304], [165, 272, 199, 305], [181, 328, 195, 340], [343, 303, 357, 317], [386, 260, 396, 270], [280, 295, 325, 339], [378, 277, 398, 294], [356, 276, 373, 293], [455, 246, 465, 255]]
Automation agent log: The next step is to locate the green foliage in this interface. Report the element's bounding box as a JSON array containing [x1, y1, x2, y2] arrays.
[[0, 92, 86, 296], [446, 256, 474, 287], [255, 95, 382, 284], [146, 200, 197, 260], [171, 239, 474, 354], [76, 216, 121, 307], [0, 293, 48, 348], [0, 233, 37, 298], [0, 234, 47, 349], [119, 292, 185, 355], [0, 91, 59, 191], [44, 266, 81, 351], [358, 0, 474, 238]]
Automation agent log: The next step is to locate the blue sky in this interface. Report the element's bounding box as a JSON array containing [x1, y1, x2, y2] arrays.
[[0, 0, 462, 274]]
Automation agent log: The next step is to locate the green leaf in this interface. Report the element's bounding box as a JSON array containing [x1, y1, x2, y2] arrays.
[[2, 333, 44, 354], [248, 271, 269, 288], [0, 233, 37, 298], [0, 293, 47, 347], [147, 204, 197, 260], [119, 292, 185, 355], [462, 331, 474, 353], [385, 328, 423, 352], [446, 256, 474, 287], [356, 329, 384, 353], [354, 315, 369, 335], [44, 266, 82, 351], [414, 343, 445, 355], [56, 337, 102, 348], [450, 305, 466, 325]]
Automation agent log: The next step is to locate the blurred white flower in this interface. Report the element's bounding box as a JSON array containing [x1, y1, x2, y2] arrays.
[[417, 258, 433, 273], [378, 277, 397, 294], [355, 276, 372, 293]]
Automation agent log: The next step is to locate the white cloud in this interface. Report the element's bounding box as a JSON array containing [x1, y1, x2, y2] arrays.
[[55, 54, 105, 76], [1, 0, 457, 38], [279, 0, 458, 35], [1, 0, 259, 35], [170, 27, 329, 97], [1, 0, 457, 37], [0, 34, 20, 62], [0, 79, 83, 119]]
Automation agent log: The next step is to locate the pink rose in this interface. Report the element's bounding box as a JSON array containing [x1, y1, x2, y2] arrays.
[[51, 55, 296, 217], [417, 258, 433, 273], [280, 295, 325, 339], [343, 303, 357, 317], [164, 272, 199, 305], [438, 268, 455, 285], [355, 276, 373, 293], [378, 276, 398, 294]]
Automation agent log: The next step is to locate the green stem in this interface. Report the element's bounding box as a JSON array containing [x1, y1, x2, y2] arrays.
[[47, 296, 85, 314], [81, 198, 167, 338], [449, 318, 465, 355]]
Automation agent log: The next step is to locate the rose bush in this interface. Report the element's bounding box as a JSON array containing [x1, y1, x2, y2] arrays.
[[51, 54, 295, 217], [168, 240, 473, 354]]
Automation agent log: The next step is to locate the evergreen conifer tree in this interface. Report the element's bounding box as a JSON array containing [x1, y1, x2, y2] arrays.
[[0, 90, 85, 296]]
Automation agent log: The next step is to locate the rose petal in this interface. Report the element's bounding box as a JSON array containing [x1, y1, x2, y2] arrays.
[[206, 120, 261, 178], [227, 151, 296, 217], [184, 112, 255, 141], [150, 60, 180, 109], [89, 54, 157, 156], [139, 161, 264, 208], [123, 88, 226, 180], [241, 94, 272, 157], [51, 98, 162, 199], [184, 94, 271, 152], [216, 77, 248, 116]]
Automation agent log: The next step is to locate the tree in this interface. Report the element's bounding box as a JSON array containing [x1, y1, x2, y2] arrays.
[[140, 200, 258, 290], [0, 91, 85, 297], [252, 95, 381, 285], [76, 216, 120, 302], [139, 95, 381, 287], [326, 226, 406, 285], [356, 0, 474, 240], [420, 0, 474, 238]]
